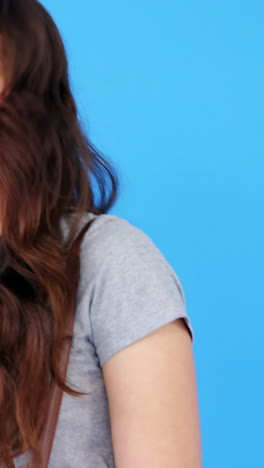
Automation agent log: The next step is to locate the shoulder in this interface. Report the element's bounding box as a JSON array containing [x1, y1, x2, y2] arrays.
[[75, 213, 194, 367], [80, 213, 185, 302], [82, 213, 158, 255]]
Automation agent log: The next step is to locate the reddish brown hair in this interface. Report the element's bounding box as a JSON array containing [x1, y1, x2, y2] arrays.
[[0, 0, 119, 465]]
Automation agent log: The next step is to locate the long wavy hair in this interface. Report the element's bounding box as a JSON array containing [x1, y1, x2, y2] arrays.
[[0, 0, 120, 465]]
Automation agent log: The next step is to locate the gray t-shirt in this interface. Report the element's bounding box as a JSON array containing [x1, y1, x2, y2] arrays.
[[14, 212, 194, 468]]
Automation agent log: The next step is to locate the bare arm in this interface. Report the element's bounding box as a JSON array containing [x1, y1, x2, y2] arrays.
[[102, 317, 202, 468]]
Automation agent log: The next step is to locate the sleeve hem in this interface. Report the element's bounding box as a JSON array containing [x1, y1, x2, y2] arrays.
[[98, 311, 194, 368]]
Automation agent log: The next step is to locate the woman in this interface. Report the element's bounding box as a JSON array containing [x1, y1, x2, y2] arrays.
[[0, 0, 202, 467]]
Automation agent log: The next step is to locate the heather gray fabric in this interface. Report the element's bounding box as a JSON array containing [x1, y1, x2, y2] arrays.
[[14, 212, 194, 468]]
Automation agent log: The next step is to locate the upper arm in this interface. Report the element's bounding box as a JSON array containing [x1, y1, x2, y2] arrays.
[[102, 317, 202, 468]]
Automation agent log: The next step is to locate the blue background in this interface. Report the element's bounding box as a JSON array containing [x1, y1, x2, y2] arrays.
[[43, 1, 264, 466]]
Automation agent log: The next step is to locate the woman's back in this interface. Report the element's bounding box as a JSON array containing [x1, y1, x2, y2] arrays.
[[13, 211, 194, 467]]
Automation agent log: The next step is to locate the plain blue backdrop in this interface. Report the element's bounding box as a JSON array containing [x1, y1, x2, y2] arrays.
[[42, 1, 264, 467]]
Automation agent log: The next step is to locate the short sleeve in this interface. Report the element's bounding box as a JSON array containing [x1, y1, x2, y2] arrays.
[[89, 218, 194, 368]]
